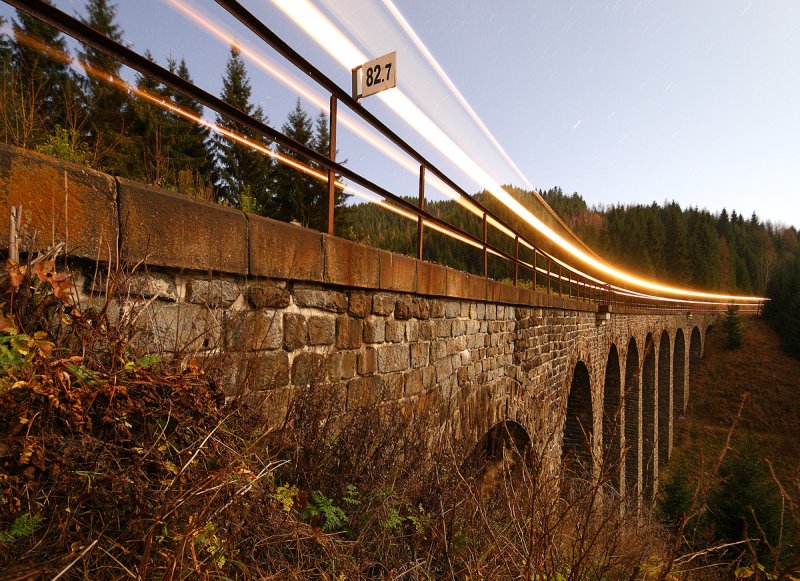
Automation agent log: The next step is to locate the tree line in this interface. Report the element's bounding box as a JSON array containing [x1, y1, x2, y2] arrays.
[[0, 0, 348, 232], [348, 186, 800, 355]]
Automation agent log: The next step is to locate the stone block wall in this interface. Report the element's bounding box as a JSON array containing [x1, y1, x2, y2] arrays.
[[1, 143, 717, 498]]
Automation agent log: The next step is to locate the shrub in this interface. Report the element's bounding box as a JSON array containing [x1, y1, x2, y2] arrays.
[[724, 304, 744, 349]]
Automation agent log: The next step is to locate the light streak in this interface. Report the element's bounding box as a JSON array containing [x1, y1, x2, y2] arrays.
[[168, 1, 497, 226], [13, 14, 762, 308], [13, 26, 488, 257], [380, 0, 533, 191], [269, 0, 765, 304]]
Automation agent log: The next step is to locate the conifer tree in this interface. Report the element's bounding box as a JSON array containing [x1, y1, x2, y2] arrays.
[[272, 99, 316, 226], [130, 50, 169, 184], [0, 17, 10, 63], [272, 100, 350, 231], [78, 0, 129, 173], [312, 110, 350, 232], [165, 57, 215, 199], [722, 304, 743, 349], [10, 5, 80, 146], [213, 46, 273, 210]]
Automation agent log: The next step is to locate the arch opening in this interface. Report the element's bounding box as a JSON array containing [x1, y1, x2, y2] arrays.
[[602, 345, 622, 493], [690, 326, 702, 365], [467, 420, 531, 466], [642, 334, 656, 500], [658, 331, 671, 470], [562, 361, 593, 480], [464, 420, 531, 495], [673, 329, 686, 419], [624, 338, 640, 498]]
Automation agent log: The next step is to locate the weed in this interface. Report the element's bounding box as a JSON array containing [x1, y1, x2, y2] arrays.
[[0, 513, 43, 543], [302, 491, 348, 532]]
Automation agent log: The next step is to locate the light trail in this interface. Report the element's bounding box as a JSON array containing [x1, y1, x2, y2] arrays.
[[380, 0, 532, 191], [378, 0, 606, 263], [269, 0, 765, 304], [10, 6, 763, 309], [14, 26, 489, 256], [168, 1, 501, 230]]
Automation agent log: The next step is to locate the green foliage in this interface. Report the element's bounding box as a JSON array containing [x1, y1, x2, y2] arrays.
[[65, 362, 102, 387], [656, 460, 694, 528], [273, 483, 300, 513], [35, 126, 92, 166], [707, 442, 786, 562], [381, 506, 404, 531], [302, 491, 348, 531], [723, 305, 744, 349], [195, 522, 226, 568], [0, 513, 43, 542], [213, 46, 273, 208], [342, 483, 361, 506], [408, 504, 433, 534], [0, 325, 53, 383]]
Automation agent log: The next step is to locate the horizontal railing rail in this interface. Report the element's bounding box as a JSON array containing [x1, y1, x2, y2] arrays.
[[6, 0, 763, 314]]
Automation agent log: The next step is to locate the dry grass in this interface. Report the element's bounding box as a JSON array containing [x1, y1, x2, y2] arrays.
[[10, 252, 796, 578], [669, 318, 800, 500]]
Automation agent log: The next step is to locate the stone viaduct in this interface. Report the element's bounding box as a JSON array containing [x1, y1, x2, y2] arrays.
[[1, 144, 715, 500]]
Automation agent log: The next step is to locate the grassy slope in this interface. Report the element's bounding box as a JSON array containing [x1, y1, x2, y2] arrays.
[[667, 316, 800, 502]]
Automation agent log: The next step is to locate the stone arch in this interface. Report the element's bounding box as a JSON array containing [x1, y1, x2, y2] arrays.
[[673, 329, 686, 418], [642, 334, 657, 500], [690, 326, 702, 364], [658, 331, 671, 470], [624, 337, 640, 497], [562, 361, 593, 479], [468, 420, 532, 464], [602, 344, 622, 492], [464, 420, 532, 494]]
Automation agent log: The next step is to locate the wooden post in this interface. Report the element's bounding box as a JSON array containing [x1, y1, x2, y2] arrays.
[[8, 205, 22, 263], [326, 95, 337, 235]]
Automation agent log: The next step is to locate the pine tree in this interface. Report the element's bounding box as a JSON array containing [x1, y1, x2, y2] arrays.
[[722, 305, 743, 349], [311, 109, 349, 232], [213, 46, 273, 210], [272, 99, 317, 227], [166, 58, 215, 199], [130, 51, 170, 184], [0, 17, 10, 63], [10, 5, 81, 147], [78, 0, 130, 173]]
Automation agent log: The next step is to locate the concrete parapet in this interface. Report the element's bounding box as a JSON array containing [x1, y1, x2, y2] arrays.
[[119, 178, 247, 274], [0, 143, 117, 261]]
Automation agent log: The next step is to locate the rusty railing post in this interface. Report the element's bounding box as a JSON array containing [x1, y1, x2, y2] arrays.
[[326, 95, 337, 235], [513, 235, 519, 286], [558, 263, 563, 297], [417, 165, 425, 260], [547, 256, 552, 295], [482, 212, 488, 278]]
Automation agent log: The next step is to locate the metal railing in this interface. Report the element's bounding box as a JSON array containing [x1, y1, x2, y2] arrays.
[[6, 0, 762, 315]]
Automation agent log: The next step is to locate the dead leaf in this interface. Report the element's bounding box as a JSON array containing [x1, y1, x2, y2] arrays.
[[32, 260, 55, 282], [19, 440, 34, 465]]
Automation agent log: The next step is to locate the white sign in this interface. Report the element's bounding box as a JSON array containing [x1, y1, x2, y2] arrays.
[[356, 51, 397, 98]]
